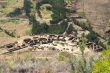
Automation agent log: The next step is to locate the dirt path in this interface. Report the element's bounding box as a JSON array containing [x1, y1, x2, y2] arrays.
[[81, 0, 110, 36]]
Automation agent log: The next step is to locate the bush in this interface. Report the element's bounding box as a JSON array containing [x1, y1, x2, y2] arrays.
[[48, 21, 68, 34], [93, 58, 110, 73], [32, 23, 49, 34], [24, 0, 33, 15], [51, 7, 66, 24], [42, 0, 66, 24], [86, 32, 98, 42], [93, 48, 110, 73], [7, 8, 22, 17]]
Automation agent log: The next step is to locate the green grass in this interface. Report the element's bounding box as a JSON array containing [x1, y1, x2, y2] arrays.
[[25, 28, 32, 35], [5, 60, 17, 68], [78, 12, 85, 17]]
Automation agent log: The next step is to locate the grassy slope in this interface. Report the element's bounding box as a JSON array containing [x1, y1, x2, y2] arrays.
[[0, 0, 30, 46]]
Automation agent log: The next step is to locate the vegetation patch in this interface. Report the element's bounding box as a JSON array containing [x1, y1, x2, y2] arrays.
[[37, 4, 53, 24], [25, 28, 32, 35], [93, 48, 110, 73], [7, 8, 22, 17], [57, 52, 73, 62]]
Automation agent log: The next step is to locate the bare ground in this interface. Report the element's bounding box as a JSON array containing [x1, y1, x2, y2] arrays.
[[79, 0, 110, 36]]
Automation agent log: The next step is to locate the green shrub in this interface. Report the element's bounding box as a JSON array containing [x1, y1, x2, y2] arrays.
[[86, 33, 98, 42], [93, 58, 110, 73], [42, 0, 67, 24], [51, 7, 66, 24], [93, 48, 110, 73], [48, 21, 68, 34], [102, 46, 110, 57], [32, 23, 49, 34], [24, 0, 35, 15], [8, 8, 22, 17]]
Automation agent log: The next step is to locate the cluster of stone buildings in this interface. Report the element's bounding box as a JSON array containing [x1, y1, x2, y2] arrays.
[[0, 33, 104, 54]]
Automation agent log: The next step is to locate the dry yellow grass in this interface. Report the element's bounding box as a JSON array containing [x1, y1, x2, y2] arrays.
[[79, 0, 110, 36]]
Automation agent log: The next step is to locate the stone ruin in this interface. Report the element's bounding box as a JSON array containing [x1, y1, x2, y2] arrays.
[[0, 33, 105, 54]]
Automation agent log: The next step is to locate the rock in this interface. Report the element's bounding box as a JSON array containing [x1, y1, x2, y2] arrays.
[[84, 30, 90, 36], [4, 41, 18, 49], [4, 44, 14, 48], [57, 35, 65, 41], [29, 40, 36, 46], [23, 38, 32, 44], [21, 43, 27, 48], [39, 38, 48, 44], [105, 29, 110, 36], [47, 38, 53, 43], [73, 24, 83, 31], [51, 47, 56, 51], [77, 30, 84, 37], [75, 18, 88, 23], [86, 41, 104, 52], [68, 36, 74, 40]]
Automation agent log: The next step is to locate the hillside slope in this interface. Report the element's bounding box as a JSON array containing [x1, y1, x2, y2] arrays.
[[82, 0, 110, 37]]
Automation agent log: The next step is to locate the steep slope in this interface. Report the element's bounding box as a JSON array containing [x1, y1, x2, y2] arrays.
[[82, 0, 110, 37]]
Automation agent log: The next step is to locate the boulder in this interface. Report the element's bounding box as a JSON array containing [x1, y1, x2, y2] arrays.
[[39, 38, 48, 44], [23, 38, 32, 44], [29, 40, 36, 46], [4, 44, 14, 48]]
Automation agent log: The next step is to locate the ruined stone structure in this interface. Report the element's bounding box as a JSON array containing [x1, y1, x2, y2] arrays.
[[0, 33, 104, 54]]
